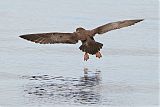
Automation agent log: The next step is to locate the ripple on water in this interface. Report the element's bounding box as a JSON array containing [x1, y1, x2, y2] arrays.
[[22, 70, 102, 105]]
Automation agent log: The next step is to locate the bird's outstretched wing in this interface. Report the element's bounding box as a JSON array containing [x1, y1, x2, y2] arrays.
[[19, 32, 78, 44], [92, 19, 144, 35]]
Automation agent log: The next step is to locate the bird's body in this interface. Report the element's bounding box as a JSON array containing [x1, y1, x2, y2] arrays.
[[20, 19, 143, 61]]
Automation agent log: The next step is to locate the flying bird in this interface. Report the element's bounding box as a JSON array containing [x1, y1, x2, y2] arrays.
[[19, 19, 143, 61]]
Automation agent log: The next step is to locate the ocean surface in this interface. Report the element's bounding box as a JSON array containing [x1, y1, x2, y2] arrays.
[[0, 0, 159, 107]]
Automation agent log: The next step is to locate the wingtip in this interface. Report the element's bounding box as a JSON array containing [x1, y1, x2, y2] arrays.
[[19, 35, 23, 39], [19, 35, 24, 38], [130, 19, 144, 22], [137, 19, 144, 22], [133, 19, 144, 23], [19, 34, 28, 39], [19, 34, 30, 41]]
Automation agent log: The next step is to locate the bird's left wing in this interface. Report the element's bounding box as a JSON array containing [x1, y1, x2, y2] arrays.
[[91, 19, 144, 35], [19, 32, 78, 44]]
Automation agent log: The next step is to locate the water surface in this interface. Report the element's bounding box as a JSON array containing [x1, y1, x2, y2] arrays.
[[0, 0, 159, 107]]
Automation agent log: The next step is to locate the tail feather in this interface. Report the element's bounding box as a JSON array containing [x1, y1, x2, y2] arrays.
[[79, 41, 103, 55]]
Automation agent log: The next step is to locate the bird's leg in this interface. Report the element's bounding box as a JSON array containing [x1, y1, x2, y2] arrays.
[[96, 51, 102, 58], [84, 52, 89, 61]]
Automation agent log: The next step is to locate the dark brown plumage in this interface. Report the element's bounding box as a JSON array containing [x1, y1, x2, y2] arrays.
[[20, 33, 78, 44], [19, 19, 144, 61]]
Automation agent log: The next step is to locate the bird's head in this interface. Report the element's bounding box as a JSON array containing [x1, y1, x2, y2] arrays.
[[76, 27, 85, 33]]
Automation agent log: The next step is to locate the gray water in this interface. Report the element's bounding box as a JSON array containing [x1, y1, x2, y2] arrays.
[[0, 0, 159, 107]]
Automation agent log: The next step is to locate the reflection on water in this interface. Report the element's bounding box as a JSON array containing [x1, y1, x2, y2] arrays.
[[23, 69, 102, 105]]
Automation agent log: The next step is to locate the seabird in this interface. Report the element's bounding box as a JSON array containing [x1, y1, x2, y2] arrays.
[[19, 19, 143, 61]]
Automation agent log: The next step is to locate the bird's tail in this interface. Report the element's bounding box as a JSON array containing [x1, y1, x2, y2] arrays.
[[79, 41, 103, 55]]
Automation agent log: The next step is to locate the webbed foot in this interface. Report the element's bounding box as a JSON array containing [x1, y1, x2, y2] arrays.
[[96, 51, 102, 58], [84, 52, 89, 61]]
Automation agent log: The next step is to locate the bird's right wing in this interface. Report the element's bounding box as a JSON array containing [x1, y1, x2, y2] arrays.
[[19, 32, 78, 44], [92, 19, 144, 35]]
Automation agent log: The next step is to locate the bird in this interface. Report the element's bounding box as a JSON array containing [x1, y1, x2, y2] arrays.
[[19, 19, 143, 61]]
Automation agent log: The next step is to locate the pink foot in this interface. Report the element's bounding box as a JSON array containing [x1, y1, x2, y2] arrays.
[[96, 51, 102, 58], [84, 53, 89, 61]]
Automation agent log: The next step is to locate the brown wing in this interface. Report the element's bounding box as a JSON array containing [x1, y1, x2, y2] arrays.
[[92, 19, 144, 35], [19, 32, 78, 44]]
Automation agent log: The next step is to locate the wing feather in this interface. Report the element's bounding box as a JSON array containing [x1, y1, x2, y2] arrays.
[[93, 19, 144, 34], [19, 32, 78, 44]]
